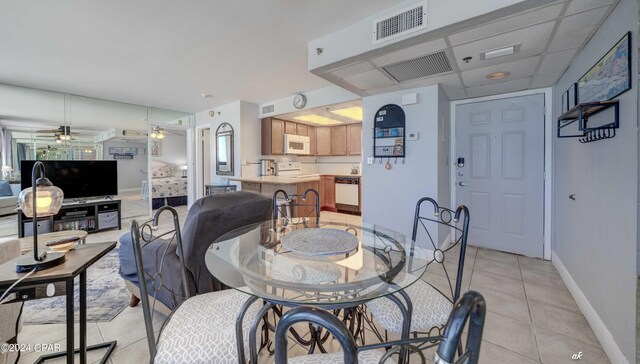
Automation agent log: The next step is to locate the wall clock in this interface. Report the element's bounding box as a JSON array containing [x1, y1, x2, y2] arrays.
[[293, 94, 307, 109]]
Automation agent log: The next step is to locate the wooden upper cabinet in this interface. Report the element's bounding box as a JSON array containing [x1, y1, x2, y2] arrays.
[[315, 127, 332, 156], [308, 126, 316, 156], [331, 125, 347, 156], [285, 121, 297, 135], [261, 118, 285, 155], [347, 124, 362, 155], [297, 124, 308, 136]]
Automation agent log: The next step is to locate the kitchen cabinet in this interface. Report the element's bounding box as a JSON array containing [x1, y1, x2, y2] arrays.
[[347, 124, 362, 155], [320, 175, 335, 210], [261, 118, 361, 157], [316, 127, 332, 156], [297, 124, 308, 136], [285, 121, 297, 135], [331, 126, 347, 155], [261, 118, 285, 155], [296, 181, 320, 219]]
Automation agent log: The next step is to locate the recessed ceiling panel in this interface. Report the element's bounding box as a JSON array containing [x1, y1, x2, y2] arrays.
[[330, 61, 376, 79], [449, 4, 564, 46], [399, 73, 463, 91], [547, 7, 609, 52], [466, 78, 532, 98], [342, 69, 395, 90], [536, 48, 577, 76], [453, 21, 555, 71], [461, 57, 540, 87], [530, 72, 564, 88], [565, 0, 614, 15], [370, 38, 447, 67]]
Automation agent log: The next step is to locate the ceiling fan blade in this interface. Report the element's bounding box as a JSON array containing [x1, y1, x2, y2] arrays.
[[35, 129, 61, 133]]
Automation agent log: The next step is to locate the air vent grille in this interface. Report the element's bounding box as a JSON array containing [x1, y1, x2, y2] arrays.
[[262, 103, 275, 115], [374, 4, 425, 43], [383, 51, 452, 82]]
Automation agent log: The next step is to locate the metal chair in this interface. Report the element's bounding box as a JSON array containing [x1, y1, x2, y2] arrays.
[[130, 206, 263, 363], [365, 198, 471, 342], [272, 189, 319, 228], [274, 291, 486, 364]]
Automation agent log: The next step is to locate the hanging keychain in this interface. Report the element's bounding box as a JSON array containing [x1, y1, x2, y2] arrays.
[[385, 157, 392, 170]]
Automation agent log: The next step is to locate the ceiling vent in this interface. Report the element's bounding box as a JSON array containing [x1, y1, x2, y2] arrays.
[[383, 50, 453, 82], [373, 3, 427, 44], [262, 103, 275, 115]]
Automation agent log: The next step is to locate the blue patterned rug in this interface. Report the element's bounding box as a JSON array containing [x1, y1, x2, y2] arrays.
[[23, 248, 130, 324]]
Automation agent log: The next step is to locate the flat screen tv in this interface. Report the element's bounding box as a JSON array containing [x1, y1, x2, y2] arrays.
[[21, 160, 118, 199]]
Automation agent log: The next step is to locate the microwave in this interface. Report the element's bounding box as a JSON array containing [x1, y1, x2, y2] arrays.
[[284, 134, 310, 155]]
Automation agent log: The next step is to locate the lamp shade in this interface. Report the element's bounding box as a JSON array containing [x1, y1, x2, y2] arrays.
[[19, 182, 64, 218], [180, 165, 188, 171], [1, 165, 12, 172]]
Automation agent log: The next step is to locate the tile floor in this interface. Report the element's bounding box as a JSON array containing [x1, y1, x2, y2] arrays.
[[7, 208, 609, 363]]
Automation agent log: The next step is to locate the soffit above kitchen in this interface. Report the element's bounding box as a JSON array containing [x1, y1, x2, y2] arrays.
[[309, 0, 619, 100], [275, 100, 363, 126]]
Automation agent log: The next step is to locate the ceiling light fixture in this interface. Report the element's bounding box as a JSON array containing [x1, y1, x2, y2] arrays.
[[487, 71, 511, 80], [330, 106, 363, 121], [294, 115, 343, 126], [481, 44, 519, 60]]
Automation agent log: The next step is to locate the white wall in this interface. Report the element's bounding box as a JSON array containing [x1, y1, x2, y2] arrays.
[[258, 85, 358, 118], [362, 84, 445, 242], [552, 0, 638, 361], [102, 141, 147, 190]]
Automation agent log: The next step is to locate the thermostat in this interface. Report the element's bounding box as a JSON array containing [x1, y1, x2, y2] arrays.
[[407, 132, 419, 141]]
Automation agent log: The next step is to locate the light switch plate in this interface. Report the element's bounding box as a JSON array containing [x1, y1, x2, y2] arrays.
[[367, 156, 374, 165]]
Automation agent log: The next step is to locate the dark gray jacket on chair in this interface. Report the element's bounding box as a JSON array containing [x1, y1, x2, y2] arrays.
[[118, 191, 273, 310]]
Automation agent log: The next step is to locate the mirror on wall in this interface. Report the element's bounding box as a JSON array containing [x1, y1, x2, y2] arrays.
[[215, 122, 234, 176], [0, 83, 194, 239]]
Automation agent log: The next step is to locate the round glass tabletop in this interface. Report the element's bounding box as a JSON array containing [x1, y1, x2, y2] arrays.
[[205, 220, 430, 307]]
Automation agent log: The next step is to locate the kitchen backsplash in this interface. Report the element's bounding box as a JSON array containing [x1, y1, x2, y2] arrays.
[[243, 155, 361, 176]]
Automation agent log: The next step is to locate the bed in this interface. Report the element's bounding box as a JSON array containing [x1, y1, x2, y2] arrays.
[[150, 162, 188, 209]]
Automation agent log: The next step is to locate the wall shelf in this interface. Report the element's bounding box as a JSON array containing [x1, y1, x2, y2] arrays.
[[557, 100, 619, 140]]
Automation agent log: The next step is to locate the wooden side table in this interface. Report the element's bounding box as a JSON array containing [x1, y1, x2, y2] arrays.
[[0, 242, 117, 363], [18, 230, 88, 255]]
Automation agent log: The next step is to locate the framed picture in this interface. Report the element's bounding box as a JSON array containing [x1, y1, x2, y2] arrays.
[[150, 140, 161, 156], [578, 31, 631, 103], [567, 83, 578, 109], [561, 90, 569, 112]]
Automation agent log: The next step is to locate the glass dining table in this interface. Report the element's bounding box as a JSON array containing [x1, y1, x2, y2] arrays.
[[205, 219, 430, 362]]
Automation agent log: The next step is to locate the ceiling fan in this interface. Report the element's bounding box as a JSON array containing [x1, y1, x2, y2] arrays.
[[150, 125, 181, 139], [36, 126, 78, 141]]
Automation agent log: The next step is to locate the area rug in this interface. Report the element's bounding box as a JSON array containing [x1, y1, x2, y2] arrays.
[[23, 248, 130, 324]]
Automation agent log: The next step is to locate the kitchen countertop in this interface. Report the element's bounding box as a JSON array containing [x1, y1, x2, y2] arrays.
[[230, 174, 360, 185]]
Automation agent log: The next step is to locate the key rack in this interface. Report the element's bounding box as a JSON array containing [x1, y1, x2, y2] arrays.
[[373, 104, 406, 163], [557, 99, 619, 143]]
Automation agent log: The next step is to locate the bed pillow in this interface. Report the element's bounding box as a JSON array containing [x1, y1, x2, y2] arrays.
[[151, 164, 173, 178], [0, 181, 13, 196]]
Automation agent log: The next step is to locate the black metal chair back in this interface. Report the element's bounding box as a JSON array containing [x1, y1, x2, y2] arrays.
[[410, 197, 470, 304], [274, 291, 486, 364], [272, 189, 320, 228], [130, 206, 189, 360]]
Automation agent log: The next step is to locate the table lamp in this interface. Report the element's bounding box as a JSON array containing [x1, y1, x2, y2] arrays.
[[180, 165, 188, 178], [15, 161, 65, 273]]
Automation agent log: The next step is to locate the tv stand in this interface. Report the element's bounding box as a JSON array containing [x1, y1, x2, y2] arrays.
[[18, 199, 121, 238]]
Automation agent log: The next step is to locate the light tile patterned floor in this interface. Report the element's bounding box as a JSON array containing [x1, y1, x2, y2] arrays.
[[11, 209, 609, 363]]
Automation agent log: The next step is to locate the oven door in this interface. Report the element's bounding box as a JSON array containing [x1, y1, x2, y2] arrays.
[[284, 134, 310, 155]]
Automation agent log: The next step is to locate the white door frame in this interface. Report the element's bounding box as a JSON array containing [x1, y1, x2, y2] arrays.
[[450, 87, 553, 260], [195, 124, 207, 199]]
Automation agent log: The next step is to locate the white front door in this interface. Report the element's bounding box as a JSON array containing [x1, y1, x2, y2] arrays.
[[455, 94, 545, 257]]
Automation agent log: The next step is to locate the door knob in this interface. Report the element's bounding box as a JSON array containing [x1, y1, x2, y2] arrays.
[[458, 182, 470, 187]]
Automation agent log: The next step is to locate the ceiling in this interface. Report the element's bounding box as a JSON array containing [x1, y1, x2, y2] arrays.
[[0, 0, 397, 113], [314, 0, 619, 99], [276, 100, 362, 126]]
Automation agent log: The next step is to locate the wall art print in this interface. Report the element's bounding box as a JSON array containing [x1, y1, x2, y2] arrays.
[[578, 32, 631, 103]]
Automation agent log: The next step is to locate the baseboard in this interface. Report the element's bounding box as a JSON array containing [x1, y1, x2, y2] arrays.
[[551, 252, 628, 363], [118, 188, 141, 193]]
